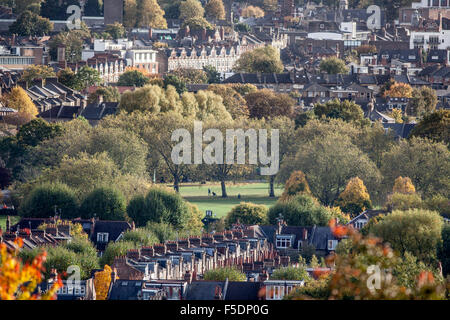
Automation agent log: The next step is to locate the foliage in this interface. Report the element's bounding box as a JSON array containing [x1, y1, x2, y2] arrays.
[[234, 45, 284, 73], [3, 87, 38, 117], [244, 89, 295, 119], [94, 265, 113, 301], [19, 183, 79, 219], [410, 110, 449, 146], [407, 86, 438, 116], [203, 65, 221, 84], [163, 75, 187, 94], [123, 0, 167, 28], [271, 266, 310, 281], [369, 209, 444, 264], [313, 99, 365, 123], [383, 82, 413, 98], [122, 228, 159, 246], [207, 84, 249, 119], [169, 68, 208, 84], [0, 239, 62, 300], [204, 267, 246, 281], [179, 0, 204, 21], [280, 170, 312, 202], [205, 0, 225, 20], [268, 194, 331, 226], [225, 202, 268, 227], [335, 177, 372, 217], [87, 86, 121, 104], [385, 192, 423, 212], [9, 10, 53, 36], [319, 57, 348, 74], [100, 241, 136, 267], [241, 5, 265, 18], [439, 225, 450, 276], [182, 16, 213, 30], [392, 177, 416, 195], [49, 27, 91, 63], [80, 187, 127, 221], [381, 137, 450, 198]]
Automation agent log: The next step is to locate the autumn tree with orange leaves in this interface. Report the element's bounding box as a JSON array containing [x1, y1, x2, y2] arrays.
[[280, 170, 312, 202], [94, 264, 114, 300], [0, 238, 62, 300]]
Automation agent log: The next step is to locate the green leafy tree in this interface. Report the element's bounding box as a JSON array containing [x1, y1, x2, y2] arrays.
[[169, 68, 208, 84], [100, 241, 136, 267], [179, 0, 204, 21], [407, 86, 438, 116], [244, 89, 295, 119], [234, 45, 284, 73], [21, 65, 56, 86], [205, 0, 225, 20], [104, 22, 126, 39], [163, 74, 187, 94], [73, 66, 101, 91], [204, 267, 246, 281], [117, 70, 150, 87], [122, 228, 159, 246], [319, 57, 348, 74], [19, 183, 79, 219], [410, 110, 449, 146], [313, 99, 365, 123], [9, 10, 53, 36], [268, 194, 332, 226], [87, 86, 121, 104], [271, 266, 310, 281], [225, 202, 268, 227], [80, 187, 127, 220], [369, 209, 444, 264]]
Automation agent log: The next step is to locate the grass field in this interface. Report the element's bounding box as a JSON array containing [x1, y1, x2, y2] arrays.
[[178, 182, 283, 218]]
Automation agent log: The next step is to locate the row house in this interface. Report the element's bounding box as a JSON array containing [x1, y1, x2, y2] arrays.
[[166, 45, 241, 73]]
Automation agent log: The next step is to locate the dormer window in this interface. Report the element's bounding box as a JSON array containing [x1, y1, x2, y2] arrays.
[[276, 235, 293, 249], [327, 240, 338, 251], [97, 232, 109, 243]]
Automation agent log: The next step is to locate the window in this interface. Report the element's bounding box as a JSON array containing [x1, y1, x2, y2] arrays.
[[97, 232, 109, 243], [276, 236, 292, 249], [327, 240, 338, 251]]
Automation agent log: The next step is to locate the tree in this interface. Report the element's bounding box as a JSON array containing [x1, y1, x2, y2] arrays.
[[49, 27, 91, 63], [57, 68, 80, 90], [40, 0, 80, 20], [313, 99, 365, 123], [16, 118, 63, 147], [87, 86, 121, 104], [100, 241, 136, 267], [381, 138, 450, 198], [9, 10, 53, 36], [268, 194, 332, 226], [104, 22, 126, 39], [19, 183, 79, 219], [0, 167, 11, 189], [136, 0, 168, 28], [234, 45, 284, 73], [0, 240, 62, 300], [122, 228, 159, 246], [335, 177, 372, 217], [117, 69, 150, 87], [279, 133, 381, 206], [127, 187, 190, 228], [225, 202, 268, 227], [407, 86, 438, 116], [94, 265, 113, 301], [84, 0, 103, 16], [392, 176, 416, 195], [179, 0, 204, 21], [163, 74, 187, 94], [124, 0, 138, 28], [207, 84, 249, 119], [271, 266, 310, 281], [169, 68, 208, 84], [280, 170, 312, 201], [73, 66, 101, 91], [205, 0, 225, 20], [410, 110, 449, 146], [383, 81, 413, 98], [203, 65, 221, 84], [319, 57, 348, 74], [80, 187, 127, 221], [245, 89, 295, 119], [385, 192, 423, 212], [369, 209, 443, 264], [438, 225, 450, 276], [241, 5, 265, 18], [21, 65, 56, 86], [204, 267, 246, 281], [182, 16, 213, 31]]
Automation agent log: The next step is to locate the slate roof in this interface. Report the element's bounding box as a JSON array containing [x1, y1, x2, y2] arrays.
[[184, 281, 225, 300], [108, 280, 144, 300], [79, 102, 119, 121], [382, 123, 416, 139]]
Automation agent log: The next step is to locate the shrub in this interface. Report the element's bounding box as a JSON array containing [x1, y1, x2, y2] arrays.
[[225, 202, 268, 227], [271, 266, 310, 281], [203, 267, 246, 281], [20, 183, 78, 219], [100, 241, 136, 267], [80, 187, 127, 221]]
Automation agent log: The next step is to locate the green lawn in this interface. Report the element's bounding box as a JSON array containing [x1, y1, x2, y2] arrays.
[[178, 182, 283, 218], [0, 215, 20, 230]]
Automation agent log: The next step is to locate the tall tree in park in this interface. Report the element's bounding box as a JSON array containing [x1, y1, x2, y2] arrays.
[[84, 0, 103, 16], [179, 0, 204, 21], [279, 133, 381, 206], [381, 137, 450, 198], [407, 86, 438, 116], [21, 65, 56, 86], [9, 10, 53, 36], [234, 45, 284, 73], [225, 202, 268, 227], [40, 0, 80, 20], [319, 57, 348, 74], [3, 87, 38, 117], [410, 110, 449, 146], [335, 177, 372, 217], [205, 0, 225, 20], [244, 89, 295, 119], [207, 84, 250, 119]]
